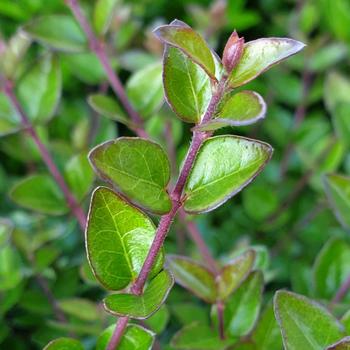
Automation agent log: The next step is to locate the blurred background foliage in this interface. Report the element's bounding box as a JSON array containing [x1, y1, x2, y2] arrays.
[[1, 0, 350, 348]]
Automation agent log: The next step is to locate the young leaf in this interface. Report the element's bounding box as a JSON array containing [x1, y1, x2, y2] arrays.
[[214, 271, 263, 337], [324, 174, 350, 228], [228, 38, 305, 88], [313, 238, 350, 300], [274, 290, 345, 350], [184, 135, 273, 214], [163, 46, 211, 123], [194, 91, 266, 131], [104, 270, 174, 319], [167, 255, 217, 303], [24, 15, 87, 52], [222, 31, 244, 73], [327, 337, 350, 350], [44, 338, 84, 350], [86, 187, 164, 290], [171, 322, 235, 350], [154, 23, 216, 79], [89, 138, 172, 214], [88, 94, 132, 127], [97, 324, 155, 350], [9, 174, 68, 215], [18, 54, 61, 124], [217, 250, 255, 300], [93, 0, 119, 36], [126, 62, 164, 119]]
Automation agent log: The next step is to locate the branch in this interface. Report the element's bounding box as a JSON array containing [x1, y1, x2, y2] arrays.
[[1, 78, 86, 230]]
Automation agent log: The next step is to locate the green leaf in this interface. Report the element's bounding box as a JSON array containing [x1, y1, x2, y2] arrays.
[[24, 15, 87, 52], [64, 153, 94, 201], [217, 271, 263, 337], [0, 219, 13, 247], [217, 250, 255, 300], [250, 303, 283, 350], [44, 338, 84, 350], [126, 62, 164, 119], [58, 298, 100, 321], [324, 72, 350, 113], [167, 255, 217, 303], [313, 238, 350, 301], [195, 91, 266, 131], [327, 337, 350, 350], [10, 174, 68, 215], [18, 54, 61, 124], [184, 135, 273, 214], [88, 94, 132, 127], [163, 46, 211, 123], [97, 324, 155, 350], [89, 138, 172, 214], [104, 270, 174, 319], [0, 94, 21, 137], [324, 174, 350, 228], [144, 305, 170, 333], [154, 23, 215, 79], [228, 38, 305, 88], [86, 187, 163, 291], [274, 290, 345, 350], [332, 103, 350, 147], [171, 323, 235, 350], [93, 0, 120, 36], [0, 245, 22, 291]]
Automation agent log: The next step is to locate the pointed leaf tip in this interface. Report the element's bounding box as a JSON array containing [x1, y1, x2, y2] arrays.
[[222, 31, 244, 73]]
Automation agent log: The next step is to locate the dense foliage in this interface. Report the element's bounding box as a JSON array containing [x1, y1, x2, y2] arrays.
[[1, 0, 350, 349]]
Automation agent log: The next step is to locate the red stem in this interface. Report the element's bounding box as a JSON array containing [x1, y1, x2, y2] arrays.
[[2, 79, 86, 230], [217, 300, 225, 340], [65, 0, 147, 138], [332, 274, 350, 306], [106, 316, 129, 350]]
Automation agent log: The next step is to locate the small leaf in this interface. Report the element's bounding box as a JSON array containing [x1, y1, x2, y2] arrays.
[[58, 298, 100, 321], [327, 337, 350, 350], [88, 94, 132, 127], [44, 337, 84, 350], [195, 91, 266, 131], [97, 324, 155, 350], [222, 31, 244, 73], [144, 305, 170, 333], [332, 103, 350, 147], [86, 187, 163, 291], [0, 245, 22, 291], [89, 138, 172, 214], [324, 72, 350, 113], [154, 23, 216, 79], [0, 219, 13, 247], [93, 0, 120, 36], [10, 174, 68, 215], [217, 250, 255, 300], [228, 38, 305, 88], [163, 46, 211, 123], [274, 290, 345, 350], [104, 270, 174, 319], [324, 174, 350, 228], [184, 135, 273, 214], [171, 322, 235, 350], [24, 15, 87, 52], [215, 271, 263, 337], [126, 62, 164, 119], [167, 255, 217, 303], [313, 238, 350, 301]]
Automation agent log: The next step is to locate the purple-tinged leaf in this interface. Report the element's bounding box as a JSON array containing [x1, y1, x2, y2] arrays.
[[222, 31, 244, 73]]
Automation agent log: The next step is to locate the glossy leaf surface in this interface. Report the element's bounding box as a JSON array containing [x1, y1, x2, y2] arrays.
[[163, 46, 211, 123], [44, 338, 84, 350], [89, 138, 172, 214], [184, 136, 273, 213], [86, 187, 163, 290], [104, 270, 174, 319]]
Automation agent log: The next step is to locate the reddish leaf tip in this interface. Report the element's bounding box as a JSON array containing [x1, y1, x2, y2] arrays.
[[222, 31, 245, 73]]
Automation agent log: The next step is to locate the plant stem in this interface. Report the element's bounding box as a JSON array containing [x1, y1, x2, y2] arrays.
[[106, 316, 129, 350], [332, 274, 350, 306], [65, 0, 147, 138], [217, 300, 225, 340], [2, 79, 86, 231]]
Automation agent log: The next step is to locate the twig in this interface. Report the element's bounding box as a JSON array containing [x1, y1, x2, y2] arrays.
[[65, 0, 147, 138], [1, 78, 86, 230], [106, 317, 129, 350], [217, 300, 225, 340]]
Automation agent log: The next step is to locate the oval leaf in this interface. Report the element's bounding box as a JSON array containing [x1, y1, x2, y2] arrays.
[[228, 38, 305, 88], [163, 46, 211, 123], [104, 270, 174, 319], [97, 324, 155, 350], [167, 255, 217, 303], [44, 338, 83, 350], [58, 298, 100, 321], [183, 135, 273, 214], [93, 0, 120, 36], [274, 290, 345, 350], [89, 138, 172, 214], [154, 23, 215, 79], [86, 187, 163, 291], [195, 91, 266, 131]]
